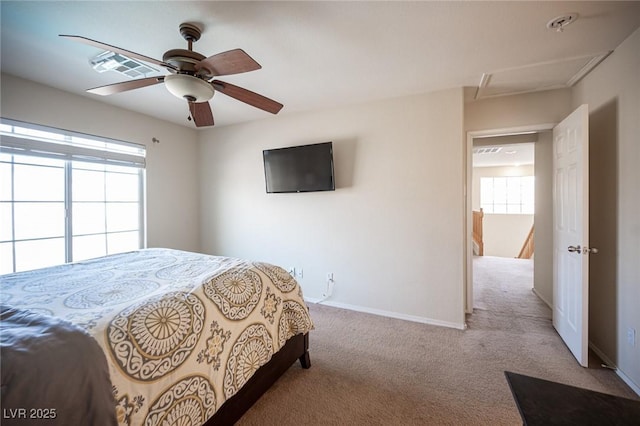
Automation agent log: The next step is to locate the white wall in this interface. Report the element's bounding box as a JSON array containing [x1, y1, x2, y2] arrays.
[[482, 214, 533, 258], [533, 131, 553, 306], [572, 27, 640, 393], [472, 166, 534, 258], [198, 88, 466, 328], [0, 74, 201, 252], [465, 89, 572, 131]]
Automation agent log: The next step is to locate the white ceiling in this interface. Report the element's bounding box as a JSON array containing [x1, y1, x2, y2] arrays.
[[2, 1, 639, 129]]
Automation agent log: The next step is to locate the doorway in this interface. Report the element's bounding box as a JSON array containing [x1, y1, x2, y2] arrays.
[[465, 124, 555, 315], [471, 135, 536, 311]]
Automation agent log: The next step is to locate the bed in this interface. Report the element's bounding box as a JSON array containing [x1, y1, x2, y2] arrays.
[[0, 248, 313, 425]]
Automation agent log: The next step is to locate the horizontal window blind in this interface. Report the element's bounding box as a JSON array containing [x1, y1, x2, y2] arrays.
[[0, 118, 145, 168]]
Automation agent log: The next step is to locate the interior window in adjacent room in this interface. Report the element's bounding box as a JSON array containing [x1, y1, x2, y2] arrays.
[[480, 176, 534, 214]]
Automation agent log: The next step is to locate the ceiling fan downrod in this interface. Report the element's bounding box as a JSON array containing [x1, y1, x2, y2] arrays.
[[179, 22, 202, 51]]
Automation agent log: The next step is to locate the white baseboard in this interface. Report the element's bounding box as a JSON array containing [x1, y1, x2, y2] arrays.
[[617, 369, 640, 396], [589, 341, 640, 396], [590, 341, 616, 368], [531, 287, 552, 309], [304, 297, 466, 330]]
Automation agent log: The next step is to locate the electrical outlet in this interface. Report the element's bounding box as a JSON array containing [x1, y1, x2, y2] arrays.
[[297, 268, 303, 279], [628, 327, 636, 347], [288, 267, 295, 277]]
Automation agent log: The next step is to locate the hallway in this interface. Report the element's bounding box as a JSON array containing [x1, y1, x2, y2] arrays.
[[472, 255, 549, 320], [467, 255, 638, 400]]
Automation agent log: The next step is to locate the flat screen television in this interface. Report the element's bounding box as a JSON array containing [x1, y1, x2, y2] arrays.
[[263, 142, 335, 193]]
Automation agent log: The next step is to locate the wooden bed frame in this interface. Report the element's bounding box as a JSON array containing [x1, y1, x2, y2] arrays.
[[204, 333, 310, 425]]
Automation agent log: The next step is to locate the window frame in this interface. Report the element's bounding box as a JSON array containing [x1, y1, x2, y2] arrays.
[[0, 118, 146, 272], [480, 175, 534, 215]]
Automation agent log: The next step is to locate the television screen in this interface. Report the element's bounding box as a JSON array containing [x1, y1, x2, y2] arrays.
[[263, 142, 335, 193]]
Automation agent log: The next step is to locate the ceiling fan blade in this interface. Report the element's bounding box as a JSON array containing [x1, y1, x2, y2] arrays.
[[189, 102, 215, 127], [197, 49, 261, 76], [59, 34, 177, 71], [212, 80, 283, 114], [87, 76, 165, 96]]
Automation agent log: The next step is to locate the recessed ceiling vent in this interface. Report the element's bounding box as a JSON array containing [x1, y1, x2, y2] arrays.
[[473, 147, 502, 155], [547, 13, 579, 32], [90, 51, 158, 78]]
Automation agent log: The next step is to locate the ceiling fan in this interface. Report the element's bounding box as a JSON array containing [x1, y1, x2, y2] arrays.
[[60, 23, 283, 127]]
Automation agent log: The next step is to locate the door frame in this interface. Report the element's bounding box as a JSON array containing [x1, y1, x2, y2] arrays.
[[464, 123, 556, 315]]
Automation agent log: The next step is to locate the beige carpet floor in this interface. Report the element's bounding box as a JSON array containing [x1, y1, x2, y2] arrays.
[[237, 255, 638, 425]]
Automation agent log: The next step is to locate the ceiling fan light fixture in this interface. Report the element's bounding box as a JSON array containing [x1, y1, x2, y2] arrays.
[[164, 74, 214, 102]]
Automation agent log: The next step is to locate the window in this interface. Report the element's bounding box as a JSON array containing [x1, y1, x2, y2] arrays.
[[481, 176, 534, 214], [1, 119, 145, 273]]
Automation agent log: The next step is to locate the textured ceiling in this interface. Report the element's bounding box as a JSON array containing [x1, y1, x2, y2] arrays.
[[1, 1, 639, 128]]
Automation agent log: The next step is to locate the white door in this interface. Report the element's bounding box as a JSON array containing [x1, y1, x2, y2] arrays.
[[552, 104, 590, 367]]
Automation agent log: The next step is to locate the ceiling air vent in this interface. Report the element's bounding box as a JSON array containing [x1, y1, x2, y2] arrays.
[[90, 51, 158, 79], [473, 147, 502, 154]]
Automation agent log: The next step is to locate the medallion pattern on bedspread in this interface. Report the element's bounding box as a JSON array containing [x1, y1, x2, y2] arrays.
[[156, 260, 224, 280], [278, 300, 314, 347], [144, 375, 216, 426], [197, 320, 231, 370], [203, 268, 262, 320], [260, 287, 281, 324], [65, 279, 160, 309], [107, 291, 205, 381], [22, 271, 115, 293], [253, 262, 297, 293], [113, 254, 178, 271], [223, 323, 274, 398], [113, 386, 144, 426]]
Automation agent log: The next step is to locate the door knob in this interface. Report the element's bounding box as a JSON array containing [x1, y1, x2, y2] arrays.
[[568, 245, 581, 253], [584, 247, 599, 254]]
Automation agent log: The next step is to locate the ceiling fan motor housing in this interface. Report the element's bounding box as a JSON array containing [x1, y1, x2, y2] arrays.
[[162, 49, 207, 75]]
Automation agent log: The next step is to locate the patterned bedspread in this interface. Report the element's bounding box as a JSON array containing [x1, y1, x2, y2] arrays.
[[0, 248, 313, 425]]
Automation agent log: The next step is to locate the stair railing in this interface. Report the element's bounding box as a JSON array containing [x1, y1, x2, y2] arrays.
[[472, 208, 484, 256], [517, 224, 535, 259]]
